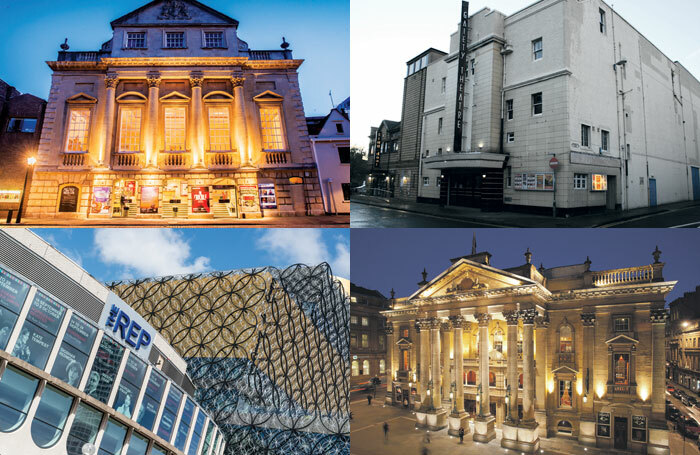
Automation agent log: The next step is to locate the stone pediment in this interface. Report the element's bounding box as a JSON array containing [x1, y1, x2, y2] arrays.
[[552, 365, 579, 375], [410, 259, 535, 300], [396, 337, 412, 346], [111, 0, 238, 27], [605, 334, 639, 345], [160, 91, 191, 102], [253, 90, 284, 103], [66, 93, 98, 104]]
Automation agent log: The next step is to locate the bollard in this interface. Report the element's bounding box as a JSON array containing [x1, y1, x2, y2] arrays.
[[6, 210, 13, 224]]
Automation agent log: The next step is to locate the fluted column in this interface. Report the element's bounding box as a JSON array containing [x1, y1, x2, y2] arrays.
[[190, 72, 205, 168], [145, 73, 161, 167], [430, 320, 442, 409], [504, 310, 520, 423], [651, 308, 668, 419], [476, 312, 491, 417], [521, 309, 537, 423], [385, 323, 395, 403], [102, 73, 118, 166], [231, 73, 250, 165], [417, 318, 431, 409], [581, 312, 596, 414], [441, 322, 452, 402], [450, 315, 466, 414]]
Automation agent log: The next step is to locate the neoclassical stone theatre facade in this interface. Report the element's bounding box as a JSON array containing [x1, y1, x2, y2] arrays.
[[382, 248, 674, 454], [27, 0, 324, 220]]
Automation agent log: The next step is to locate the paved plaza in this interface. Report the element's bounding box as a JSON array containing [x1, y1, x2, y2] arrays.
[[350, 398, 698, 455]]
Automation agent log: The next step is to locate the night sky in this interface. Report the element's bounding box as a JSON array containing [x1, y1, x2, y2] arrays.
[[0, 0, 348, 117], [351, 229, 700, 305]]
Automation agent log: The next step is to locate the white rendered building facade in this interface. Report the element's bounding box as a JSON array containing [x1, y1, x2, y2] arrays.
[[416, 0, 700, 213]]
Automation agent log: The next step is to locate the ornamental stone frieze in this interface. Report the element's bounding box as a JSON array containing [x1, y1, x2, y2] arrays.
[[146, 73, 162, 88], [448, 315, 468, 329], [581, 313, 596, 327], [416, 317, 436, 332], [441, 321, 451, 332], [231, 74, 245, 87], [189, 72, 204, 87], [535, 312, 549, 328], [104, 74, 119, 88], [503, 310, 519, 325], [520, 308, 537, 325], [650, 307, 668, 324], [475, 312, 491, 327]]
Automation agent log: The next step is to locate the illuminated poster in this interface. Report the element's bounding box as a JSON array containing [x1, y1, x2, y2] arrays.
[[91, 187, 111, 214], [0, 268, 30, 350], [592, 174, 608, 191], [113, 355, 146, 419], [140, 186, 159, 213], [191, 187, 210, 213], [125, 180, 137, 197], [85, 336, 124, 403], [0, 190, 21, 203], [559, 380, 572, 407], [13, 292, 66, 369], [239, 184, 260, 210], [51, 314, 97, 387], [258, 183, 277, 209]]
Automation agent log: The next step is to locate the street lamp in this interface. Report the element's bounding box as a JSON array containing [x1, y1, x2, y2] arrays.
[[16, 156, 36, 224]]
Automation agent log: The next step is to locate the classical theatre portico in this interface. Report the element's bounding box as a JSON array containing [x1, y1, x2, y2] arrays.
[[382, 247, 674, 454]]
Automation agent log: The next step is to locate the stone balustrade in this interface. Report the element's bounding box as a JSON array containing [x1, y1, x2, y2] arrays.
[[592, 265, 654, 286]]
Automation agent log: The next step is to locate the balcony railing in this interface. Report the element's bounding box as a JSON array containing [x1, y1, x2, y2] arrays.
[[262, 151, 291, 166], [593, 266, 654, 287], [158, 152, 190, 170], [245, 50, 291, 60], [112, 152, 145, 170], [61, 152, 88, 168], [57, 51, 108, 62], [558, 352, 575, 365], [205, 151, 239, 169]]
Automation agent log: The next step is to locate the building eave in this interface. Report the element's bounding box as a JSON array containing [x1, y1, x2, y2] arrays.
[[47, 57, 304, 71]]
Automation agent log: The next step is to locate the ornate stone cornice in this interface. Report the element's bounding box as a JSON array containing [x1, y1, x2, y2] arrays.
[[416, 317, 436, 331], [503, 310, 519, 325], [412, 284, 550, 306], [449, 315, 468, 330], [440, 321, 451, 332], [146, 73, 161, 88], [535, 312, 550, 328], [520, 308, 537, 325], [581, 313, 596, 327], [550, 282, 676, 301], [104, 74, 119, 89], [650, 308, 668, 324], [475, 313, 491, 327], [189, 72, 204, 88]]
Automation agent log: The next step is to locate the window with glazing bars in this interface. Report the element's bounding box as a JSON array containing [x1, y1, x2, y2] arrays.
[[118, 108, 142, 152], [164, 107, 186, 151], [259, 106, 285, 150], [126, 32, 146, 48], [65, 109, 91, 152], [204, 31, 224, 47], [165, 32, 184, 48], [208, 106, 231, 151]]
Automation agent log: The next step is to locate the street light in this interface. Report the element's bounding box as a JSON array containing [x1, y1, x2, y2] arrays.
[[16, 156, 36, 224]]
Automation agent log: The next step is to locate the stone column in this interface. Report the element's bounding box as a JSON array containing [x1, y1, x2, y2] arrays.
[[504, 310, 520, 423], [231, 73, 250, 166], [385, 323, 395, 405], [473, 312, 495, 443], [430, 320, 442, 410], [579, 312, 596, 445], [190, 72, 205, 168], [649, 307, 670, 454], [441, 322, 452, 403], [447, 315, 468, 436], [517, 308, 540, 453], [145, 73, 161, 167], [417, 319, 431, 410], [102, 73, 118, 167]]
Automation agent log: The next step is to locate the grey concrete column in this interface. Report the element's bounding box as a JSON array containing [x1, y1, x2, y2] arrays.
[[450, 316, 466, 413], [102, 74, 118, 166], [145, 73, 161, 166], [418, 319, 431, 409], [190, 72, 205, 167], [521, 309, 537, 423], [441, 322, 452, 402], [430, 320, 442, 409], [231, 74, 250, 165], [476, 312, 491, 417], [504, 310, 520, 423]]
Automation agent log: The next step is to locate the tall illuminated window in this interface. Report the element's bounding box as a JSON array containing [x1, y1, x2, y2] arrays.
[[65, 109, 91, 152], [259, 106, 285, 151], [118, 108, 142, 152], [208, 106, 231, 151], [164, 107, 186, 151]]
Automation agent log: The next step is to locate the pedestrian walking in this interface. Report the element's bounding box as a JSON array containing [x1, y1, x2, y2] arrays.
[[383, 422, 389, 441], [367, 394, 372, 405], [420, 445, 429, 455], [458, 426, 465, 444], [423, 432, 430, 445]]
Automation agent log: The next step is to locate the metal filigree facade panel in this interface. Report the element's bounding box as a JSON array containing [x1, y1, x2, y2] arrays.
[[108, 263, 349, 455]]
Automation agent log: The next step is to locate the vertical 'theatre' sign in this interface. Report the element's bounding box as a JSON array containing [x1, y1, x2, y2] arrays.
[[373, 130, 383, 168], [454, 1, 469, 153]]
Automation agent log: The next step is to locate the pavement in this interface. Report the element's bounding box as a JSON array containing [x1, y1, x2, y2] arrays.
[[2, 214, 349, 228], [350, 195, 700, 228], [350, 396, 696, 455]]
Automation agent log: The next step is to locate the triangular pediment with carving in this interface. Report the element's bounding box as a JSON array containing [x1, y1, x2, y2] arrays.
[[396, 337, 412, 347], [411, 259, 533, 300], [111, 0, 238, 27]]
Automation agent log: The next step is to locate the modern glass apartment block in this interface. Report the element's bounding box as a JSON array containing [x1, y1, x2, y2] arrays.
[[0, 229, 225, 455]]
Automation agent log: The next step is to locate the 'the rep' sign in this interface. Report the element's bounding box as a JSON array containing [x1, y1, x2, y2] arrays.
[[99, 292, 154, 360]]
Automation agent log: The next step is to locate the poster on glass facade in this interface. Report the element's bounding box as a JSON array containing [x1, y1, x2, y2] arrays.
[[51, 343, 87, 387], [26, 292, 66, 335], [191, 187, 210, 213], [137, 372, 166, 430], [114, 381, 139, 419], [91, 187, 111, 214], [258, 183, 277, 209], [632, 415, 647, 442], [513, 173, 554, 191], [86, 336, 124, 403], [62, 314, 97, 354], [140, 186, 159, 214], [13, 322, 55, 369], [0, 267, 30, 314]]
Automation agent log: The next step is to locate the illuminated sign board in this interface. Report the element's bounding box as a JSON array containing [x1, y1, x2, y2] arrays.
[[373, 131, 382, 168], [454, 1, 469, 153], [99, 293, 153, 360], [591, 174, 608, 191]]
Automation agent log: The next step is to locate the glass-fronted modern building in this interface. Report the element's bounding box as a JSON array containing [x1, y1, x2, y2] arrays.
[[0, 228, 225, 455]]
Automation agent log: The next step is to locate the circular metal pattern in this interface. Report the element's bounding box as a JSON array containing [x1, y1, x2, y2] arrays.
[[108, 263, 349, 455]]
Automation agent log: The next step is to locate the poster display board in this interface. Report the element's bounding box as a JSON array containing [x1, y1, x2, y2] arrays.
[[0, 268, 30, 349], [140, 187, 159, 213], [13, 291, 66, 369], [58, 186, 79, 212], [51, 313, 97, 387], [191, 187, 211, 213], [258, 183, 277, 209], [592, 174, 608, 191], [0, 190, 21, 204], [513, 173, 554, 191], [239, 184, 261, 215], [91, 187, 111, 214]]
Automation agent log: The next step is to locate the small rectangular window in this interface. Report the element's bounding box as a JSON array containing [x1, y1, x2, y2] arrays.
[[259, 106, 285, 151], [601, 130, 609, 152], [361, 333, 369, 348], [6, 118, 37, 133], [506, 132, 515, 143], [164, 107, 186, 151], [65, 109, 91, 152], [204, 31, 224, 48], [438, 117, 443, 134], [614, 317, 630, 332], [506, 166, 512, 187], [506, 99, 513, 120], [335, 123, 344, 134], [533, 38, 543, 60], [350, 315, 358, 325], [441, 77, 446, 94], [574, 173, 588, 189], [165, 31, 184, 48], [118, 107, 142, 152], [361, 317, 369, 327], [437, 148, 442, 155], [423, 176, 430, 186], [126, 32, 146, 49], [207, 106, 231, 151], [599, 9, 606, 34], [338, 146, 350, 163], [425, 150, 430, 157], [532, 93, 543, 115], [581, 124, 590, 147], [470, 59, 475, 75], [341, 183, 350, 201]]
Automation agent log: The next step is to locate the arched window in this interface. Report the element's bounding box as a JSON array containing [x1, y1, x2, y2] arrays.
[[493, 326, 504, 353], [351, 361, 359, 376], [519, 373, 523, 389], [489, 372, 496, 387], [467, 371, 477, 385], [362, 360, 370, 376], [557, 420, 573, 434], [0, 366, 39, 432], [379, 359, 386, 374], [560, 325, 573, 353], [31, 385, 73, 448]]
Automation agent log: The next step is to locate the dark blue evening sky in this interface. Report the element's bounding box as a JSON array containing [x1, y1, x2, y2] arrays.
[[351, 229, 700, 305], [0, 0, 348, 116]]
